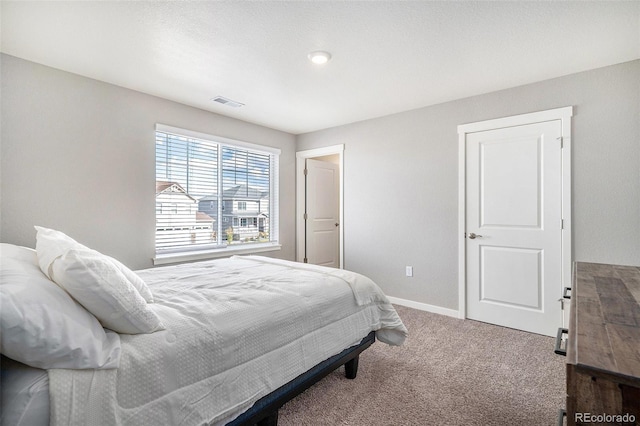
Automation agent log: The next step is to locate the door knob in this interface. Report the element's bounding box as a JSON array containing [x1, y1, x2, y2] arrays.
[[468, 233, 483, 239], [335, 223, 340, 227]]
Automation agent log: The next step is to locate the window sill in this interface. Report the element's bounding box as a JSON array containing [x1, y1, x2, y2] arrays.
[[153, 243, 282, 266]]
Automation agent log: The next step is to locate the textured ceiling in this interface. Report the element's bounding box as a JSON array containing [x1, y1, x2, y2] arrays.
[[2, 1, 639, 134]]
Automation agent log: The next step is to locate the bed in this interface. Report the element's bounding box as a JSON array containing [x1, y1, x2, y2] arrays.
[[0, 229, 407, 426]]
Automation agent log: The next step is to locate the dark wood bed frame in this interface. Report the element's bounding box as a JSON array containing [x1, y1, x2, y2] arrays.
[[228, 331, 376, 426]]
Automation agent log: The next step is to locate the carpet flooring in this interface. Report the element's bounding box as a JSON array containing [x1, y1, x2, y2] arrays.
[[278, 305, 566, 425]]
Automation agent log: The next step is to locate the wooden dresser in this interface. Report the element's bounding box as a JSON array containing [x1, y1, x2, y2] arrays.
[[560, 262, 640, 425]]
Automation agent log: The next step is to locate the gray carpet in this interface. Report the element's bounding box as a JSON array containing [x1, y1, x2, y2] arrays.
[[278, 305, 565, 425]]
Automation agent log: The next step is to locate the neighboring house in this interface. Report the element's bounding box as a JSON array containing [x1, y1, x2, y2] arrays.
[[156, 181, 215, 249], [199, 184, 269, 243]]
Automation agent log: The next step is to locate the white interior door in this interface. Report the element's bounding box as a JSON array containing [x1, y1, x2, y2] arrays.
[[305, 158, 340, 267], [465, 120, 563, 336]]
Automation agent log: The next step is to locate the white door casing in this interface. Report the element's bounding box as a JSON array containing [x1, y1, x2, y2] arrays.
[[295, 145, 344, 268], [458, 107, 573, 337], [305, 159, 340, 267]]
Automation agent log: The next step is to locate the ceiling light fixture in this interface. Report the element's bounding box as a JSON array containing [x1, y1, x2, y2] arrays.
[[308, 51, 332, 65]]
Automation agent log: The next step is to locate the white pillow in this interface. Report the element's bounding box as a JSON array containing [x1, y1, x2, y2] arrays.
[[34, 226, 153, 303], [50, 248, 164, 334], [106, 255, 154, 303], [0, 244, 121, 369], [0, 243, 39, 264], [34, 226, 80, 280]]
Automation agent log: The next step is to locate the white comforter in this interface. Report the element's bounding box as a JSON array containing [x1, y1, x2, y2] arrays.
[[48, 256, 407, 425]]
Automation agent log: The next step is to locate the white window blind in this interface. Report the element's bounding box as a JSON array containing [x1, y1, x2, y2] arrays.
[[155, 125, 279, 256]]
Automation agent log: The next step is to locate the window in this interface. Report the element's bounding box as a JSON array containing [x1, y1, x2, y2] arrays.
[[155, 124, 280, 261]]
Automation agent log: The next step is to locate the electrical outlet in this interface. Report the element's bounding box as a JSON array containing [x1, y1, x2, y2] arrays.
[[405, 266, 413, 277]]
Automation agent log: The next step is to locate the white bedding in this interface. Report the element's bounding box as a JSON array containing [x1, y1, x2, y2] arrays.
[[48, 256, 407, 426]]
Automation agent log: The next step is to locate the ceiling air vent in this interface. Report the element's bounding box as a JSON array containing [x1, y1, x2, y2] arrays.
[[211, 96, 244, 108]]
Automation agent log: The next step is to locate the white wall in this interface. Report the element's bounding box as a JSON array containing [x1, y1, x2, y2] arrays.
[[297, 60, 640, 310], [0, 54, 297, 269]]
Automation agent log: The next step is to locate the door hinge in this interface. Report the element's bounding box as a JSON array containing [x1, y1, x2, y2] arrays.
[[561, 219, 564, 229], [557, 136, 564, 148], [303, 257, 308, 263], [304, 168, 308, 176], [303, 213, 308, 220]]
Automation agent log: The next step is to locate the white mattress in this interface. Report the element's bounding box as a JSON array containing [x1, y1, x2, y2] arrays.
[[0, 356, 49, 426], [48, 256, 407, 426]]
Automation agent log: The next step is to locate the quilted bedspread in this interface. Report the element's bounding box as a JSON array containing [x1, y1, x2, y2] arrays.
[[48, 256, 407, 425]]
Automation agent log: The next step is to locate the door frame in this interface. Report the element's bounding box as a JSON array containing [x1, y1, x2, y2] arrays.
[[457, 107, 573, 320], [296, 144, 344, 268]]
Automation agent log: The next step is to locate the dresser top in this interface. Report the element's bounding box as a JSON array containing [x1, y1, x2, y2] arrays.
[[569, 262, 640, 382]]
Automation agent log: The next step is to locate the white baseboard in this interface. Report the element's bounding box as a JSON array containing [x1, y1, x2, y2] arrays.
[[387, 296, 460, 318]]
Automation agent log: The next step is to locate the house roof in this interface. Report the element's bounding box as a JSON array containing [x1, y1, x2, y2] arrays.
[[199, 184, 268, 201], [196, 211, 215, 222], [223, 184, 268, 200], [223, 212, 268, 218], [155, 180, 197, 202]]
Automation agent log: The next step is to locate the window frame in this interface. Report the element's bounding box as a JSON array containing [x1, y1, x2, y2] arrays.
[[153, 124, 281, 265]]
